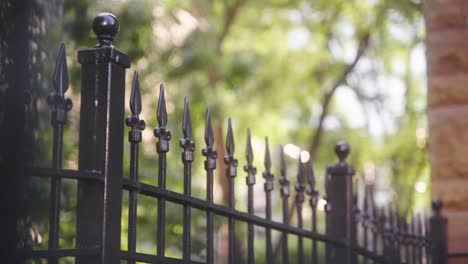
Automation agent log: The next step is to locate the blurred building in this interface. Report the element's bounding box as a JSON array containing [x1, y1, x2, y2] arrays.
[[425, 0, 468, 262]]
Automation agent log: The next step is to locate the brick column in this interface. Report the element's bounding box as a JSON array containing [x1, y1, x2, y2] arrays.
[[425, 1, 468, 262]]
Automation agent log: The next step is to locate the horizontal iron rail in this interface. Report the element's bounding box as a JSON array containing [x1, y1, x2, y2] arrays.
[[122, 178, 343, 246], [17, 247, 100, 259], [121, 251, 204, 264], [354, 246, 389, 263], [29, 168, 103, 182]]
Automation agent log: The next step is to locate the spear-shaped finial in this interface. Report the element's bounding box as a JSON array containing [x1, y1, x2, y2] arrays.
[[53, 42, 69, 96], [224, 118, 238, 177], [125, 71, 145, 143], [226, 118, 235, 155], [154, 84, 171, 153], [264, 137, 272, 172], [295, 159, 306, 204], [306, 159, 315, 191], [280, 145, 286, 177], [182, 97, 192, 139], [246, 128, 253, 165], [47, 42, 72, 125], [180, 97, 194, 163], [204, 108, 214, 147], [244, 128, 256, 186], [306, 159, 318, 208], [202, 108, 217, 171], [279, 145, 290, 198], [130, 71, 142, 116], [263, 137, 274, 192], [364, 184, 369, 211], [157, 84, 168, 127]]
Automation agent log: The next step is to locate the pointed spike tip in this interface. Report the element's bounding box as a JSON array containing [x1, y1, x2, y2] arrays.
[[264, 137, 271, 170], [53, 42, 69, 95], [130, 71, 142, 115], [280, 145, 286, 176], [182, 97, 192, 138], [246, 128, 253, 164], [226, 118, 235, 155], [306, 159, 315, 189], [297, 158, 304, 183], [204, 108, 214, 147], [157, 84, 167, 127]]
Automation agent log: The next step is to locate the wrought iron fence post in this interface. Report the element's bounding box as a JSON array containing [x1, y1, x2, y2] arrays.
[[430, 198, 447, 264], [326, 141, 357, 264], [75, 13, 130, 264]]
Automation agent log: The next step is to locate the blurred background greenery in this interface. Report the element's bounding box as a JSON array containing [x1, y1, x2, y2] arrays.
[[1, 0, 428, 262]]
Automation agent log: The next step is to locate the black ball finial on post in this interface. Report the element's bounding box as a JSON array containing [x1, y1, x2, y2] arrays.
[[335, 140, 350, 162], [92, 13, 119, 46]]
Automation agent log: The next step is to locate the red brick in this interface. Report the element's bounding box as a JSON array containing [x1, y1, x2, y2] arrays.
[[425, 0, 465, 31], [428, 74, 468, 108]]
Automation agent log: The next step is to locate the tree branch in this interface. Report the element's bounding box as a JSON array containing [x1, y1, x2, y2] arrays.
[[217, 0, 246, 54], [308, 32, 370, 157]]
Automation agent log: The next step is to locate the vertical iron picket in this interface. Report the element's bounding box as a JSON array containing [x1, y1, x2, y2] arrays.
[[202, 109, 217, 264], [295, 159, 305, 264], [381, 208, 390, 262], [279, 145, 290, 264], [353, 183, 359, 263], [306, 159, 319, 264], [244, 128, 256, 264], [417, 214, 423, 264], [403, 217, 410, 264], [180, 97, 195, 262], [363, 185, 370, 264], [370, 187, 378, 264], [47, 42, 72, 264], [224, 118, 238, 264], [424, 215, 431, 264], [125, 71, 145, 264], [397, 212, 404, 263], [154, 84, 171, 257], [263, 137, 274, 264]]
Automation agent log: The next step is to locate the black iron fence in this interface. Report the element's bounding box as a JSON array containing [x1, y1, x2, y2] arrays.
[[17, 13, 452, 264]]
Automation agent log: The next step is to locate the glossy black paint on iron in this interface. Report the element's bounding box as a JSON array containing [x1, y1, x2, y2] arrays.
[[278, 145, 290, 264], [125, 71, 145, 264], [202, 109, 217, 264], [263, 137, 274, 264], [154, 84, 171, 257], [47, 42, 72, 264], [325, 141, 357, 264], [244, 128, 257, 264], [224, 118, 238, 264], [76, 12, 129, 264], [180, 97, 195, 263], [306, 159, 319, 264], [431, 199, 447, 264], [18, 12, 455, 264], [295, 158, 306, 264]]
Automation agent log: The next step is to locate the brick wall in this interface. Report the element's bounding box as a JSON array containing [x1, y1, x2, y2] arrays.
[[425, 0, 468, 262]]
